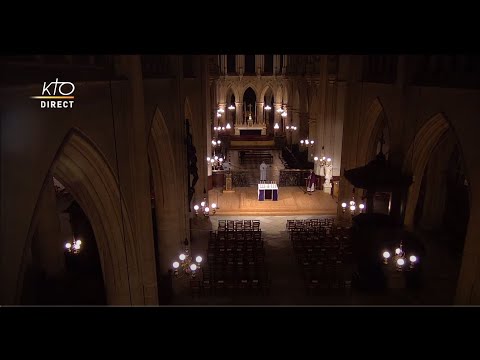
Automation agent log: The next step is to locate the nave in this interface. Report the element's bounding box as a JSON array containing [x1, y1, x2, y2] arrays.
[[171, 215, 461, 305]]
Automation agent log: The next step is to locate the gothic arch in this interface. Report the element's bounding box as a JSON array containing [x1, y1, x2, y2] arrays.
[[357, 97, 390, 166], [148, 107, 184, 273], [259, 84, 275, 103], [148, 107, 178, 209], [21, 128, 143, 305], [242, 84, 258, 100], [403, 113, 451, 227], [226, 84, 240, 103]]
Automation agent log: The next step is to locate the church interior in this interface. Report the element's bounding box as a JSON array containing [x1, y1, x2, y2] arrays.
[[1, 54, 479, 305]]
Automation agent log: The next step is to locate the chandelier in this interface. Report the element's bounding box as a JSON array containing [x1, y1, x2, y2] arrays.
[[207, 155, 223, 170], [285, 125, 297, 131], [193, 196, 217, 216], [341, 188, 365, 215], [382, 241, 419, 271], [314, 146, 330, 166], [214, 125, 226, 132], [65, 238, 82, 254], [314, 155, 331, 166], [300, 139, 315, 147], [172, 239, 203, 278]]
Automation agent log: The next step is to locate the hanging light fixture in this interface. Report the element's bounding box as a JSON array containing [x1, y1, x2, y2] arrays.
[[341, 188, 365, 215], [382, 240, 419, 272], [274, 123, 279, 130], [300, 139, 315, 147], [264, 104, 272, 111], [228, 104, 235, 110], [65, 238, 82, 254], [193, 196, 217, 216], [172, 238, 203, 278]]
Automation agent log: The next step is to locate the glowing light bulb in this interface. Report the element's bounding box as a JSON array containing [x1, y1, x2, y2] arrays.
[[395, 248, 401, 255], [314, 156, 319, 161], [211, 203, 217, 209], [226, 123, 231, 129], [206, 157, 211, 162], [196, 256, 203, 263], [383, 251, 391, 259], [397, 258, 405, 266], [179, 254, 186, 261], [359, 204, 365, 210], [205, 207, 210, 213], [201, 201, 206, 207], [190, 264, 197, 271], [274, 123, 279, 129], [410, 255, 417, 263], [194, 205, 199, 211], [341, 202, 347, 208], [65, 243, 72, 249], [173, 261, 180, 269]]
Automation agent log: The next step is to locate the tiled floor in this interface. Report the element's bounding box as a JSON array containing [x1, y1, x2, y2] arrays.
[[172, 215, 462, 306]]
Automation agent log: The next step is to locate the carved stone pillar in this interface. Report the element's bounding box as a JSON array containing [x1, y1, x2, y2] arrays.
[[256, 102, 264, 125], [235, 101, 243, 126], [274, 102, 283, 131]]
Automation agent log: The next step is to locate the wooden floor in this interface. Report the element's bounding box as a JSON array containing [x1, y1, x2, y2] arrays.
[[209, 186, 337, 216]]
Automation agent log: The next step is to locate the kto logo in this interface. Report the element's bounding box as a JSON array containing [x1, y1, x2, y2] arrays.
[[31, 78, 75, 109]]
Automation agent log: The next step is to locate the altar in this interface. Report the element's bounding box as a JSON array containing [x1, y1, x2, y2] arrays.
[[258, 183, 278, 201], [234, 103, 267, 135], [235, 125, 266, 136]]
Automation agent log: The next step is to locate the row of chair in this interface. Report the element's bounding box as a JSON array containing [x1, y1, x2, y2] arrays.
[[286, 218, 335, 231], [212, 230, 263, 242], [190, 278, 271, 297], [218, 220, 261, 231]]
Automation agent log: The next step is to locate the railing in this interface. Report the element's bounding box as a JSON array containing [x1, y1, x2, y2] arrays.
[[279, 169, 315, 187]]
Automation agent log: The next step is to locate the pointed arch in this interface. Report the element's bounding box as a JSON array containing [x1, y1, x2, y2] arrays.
[[259, 84, 275, 103], [226, 84, 240, 103], [241, 84, 258, 100], [148, 107, 178, 209], [403, 113, 451, 227], [147, 107, 183, 274], [21, 128, 142, 305], [357, 97, 390, 166]]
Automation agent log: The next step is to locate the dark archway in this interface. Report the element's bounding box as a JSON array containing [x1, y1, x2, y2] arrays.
[[20, 128, 148, 305]]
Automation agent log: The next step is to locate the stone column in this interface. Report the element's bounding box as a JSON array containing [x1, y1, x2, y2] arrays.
[[32, 177, 65, 278], [235, 101, 243, 126], [115, 55, 159, 305], [256, 102, 264, 125], [218, 103, 226, 127], [274, 102, 283, 131]]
